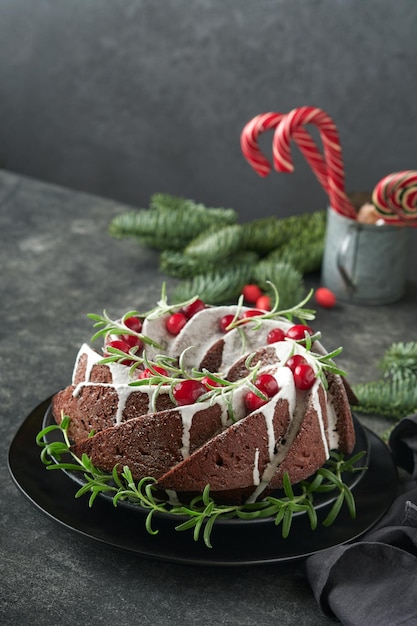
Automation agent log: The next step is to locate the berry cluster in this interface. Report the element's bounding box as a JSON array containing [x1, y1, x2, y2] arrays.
[[165, 298, 206, 335], [101, 293, 318, 408], [242, 283, 272, 311], [104, 316, 144, 365]]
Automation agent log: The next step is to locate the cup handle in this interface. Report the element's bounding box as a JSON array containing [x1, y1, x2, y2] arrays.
[[336, 224, 359, 292]]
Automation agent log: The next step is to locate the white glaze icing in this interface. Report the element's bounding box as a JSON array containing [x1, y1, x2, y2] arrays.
[[253, 448, 260, 485]]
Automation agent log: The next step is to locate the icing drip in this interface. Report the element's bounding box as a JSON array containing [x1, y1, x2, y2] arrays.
[[325, 394, 341, 450], [253, 448, 260, 485], [311, 378, 329, 458], [179, 404, 197, 459], [261, 367, 297, 462]]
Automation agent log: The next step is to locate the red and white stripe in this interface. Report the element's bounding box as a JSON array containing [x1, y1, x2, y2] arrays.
[[272, 106, 356, 219], [372, 170, 417, 226]]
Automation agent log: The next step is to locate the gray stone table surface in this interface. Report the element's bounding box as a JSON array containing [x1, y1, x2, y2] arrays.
[[1, 170, 417, 625]]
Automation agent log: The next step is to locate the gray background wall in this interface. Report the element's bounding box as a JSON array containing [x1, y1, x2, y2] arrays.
[[0, 0, 416, 227]]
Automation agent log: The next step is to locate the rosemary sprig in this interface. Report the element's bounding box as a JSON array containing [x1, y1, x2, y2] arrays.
[[37, 417, 366, 548], [225, 282, 316, 332], [88, 310, 162, 349]]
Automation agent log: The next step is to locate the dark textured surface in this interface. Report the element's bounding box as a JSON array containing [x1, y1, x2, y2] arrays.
[[1, 170, 417, 624]]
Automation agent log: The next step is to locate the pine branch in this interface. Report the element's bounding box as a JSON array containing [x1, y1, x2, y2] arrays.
[[184, 224, 244, 261], [240, 211, 326, 257], [267, 239, 324, 274], [379, 342, 417, 382], [159, 249, 259, 279], [240, 217, 288, 255], [352, 379, 417, 420], [109, 196, 238, 251], [253, 261, 305, 309], [352, 341, 417, 421], [149, 193, 238, 225], [172, 264, 254, 304]]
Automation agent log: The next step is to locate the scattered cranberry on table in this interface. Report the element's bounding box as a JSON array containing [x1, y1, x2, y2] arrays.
[[315, 287, 336, 308]]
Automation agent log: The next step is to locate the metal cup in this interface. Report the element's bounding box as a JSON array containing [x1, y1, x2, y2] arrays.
[[321, 207, 410, 305]]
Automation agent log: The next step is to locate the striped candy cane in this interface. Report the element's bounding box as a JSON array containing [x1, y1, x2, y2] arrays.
[[372, 170, 417, 226], [241, 111, 329, 192], [273, 106, 356, 219]]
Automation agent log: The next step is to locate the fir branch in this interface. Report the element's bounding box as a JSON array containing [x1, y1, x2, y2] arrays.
[[184, 224, 244, 261], [108, 196, 237, 251], [352, 341, 417, 422], [267, 238, 324, 274], [352, 379, 417, 420], [37, 418, 365, 548], [240, 210, 326, 257], [149, 193, 238, 225], [253, 260, 305, 310], [159, 249, 259, 280], [172, 264, 254, 305], [379, 342, 417, 383]]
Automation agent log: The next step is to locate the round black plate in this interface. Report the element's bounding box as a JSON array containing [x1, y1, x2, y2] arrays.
[[8, 397, 398, 566]]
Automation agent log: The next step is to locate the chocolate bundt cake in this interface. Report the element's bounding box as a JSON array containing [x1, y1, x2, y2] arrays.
[[52, 291, 356, 504]]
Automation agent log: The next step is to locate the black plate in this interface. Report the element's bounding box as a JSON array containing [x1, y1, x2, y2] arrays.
[[8, 398, 398, 566]]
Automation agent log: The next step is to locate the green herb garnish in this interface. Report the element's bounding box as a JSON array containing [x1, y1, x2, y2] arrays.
[[36, 416, 366, 548]]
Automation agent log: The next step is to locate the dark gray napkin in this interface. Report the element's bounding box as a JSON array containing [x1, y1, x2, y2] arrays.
[[305, 415, 417, 626]]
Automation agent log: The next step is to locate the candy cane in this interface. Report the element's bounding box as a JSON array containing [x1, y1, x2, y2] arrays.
[[240, 112, 284, 178], [372, 170, 417, 226], [273, 106, 356, 219], [240, 112, 329, 192]]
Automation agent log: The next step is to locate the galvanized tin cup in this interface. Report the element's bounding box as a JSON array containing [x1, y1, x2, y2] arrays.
[[321, 207, 410, 305]]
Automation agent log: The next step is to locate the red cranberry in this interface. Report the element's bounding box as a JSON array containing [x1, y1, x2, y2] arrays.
[[166, 312, 187, 335], [201, 376, 223, 389], [244, 390, 268, 412], [104, 340, 134, 365], [182, 299, 206, 319], [241, 309, 264, 320], [138, 366, 168, 379], [267, 328, 286, 344], [285, 354, 308, 372], [121, 333, 144, 350], [173, 380, 207, 405], [255, 373, 279, 398], [219, 314, 235, 332], [293, 363, 316, 390], [286, 324, 314, 341], [255, 295, 271, 311], [124, 316, 142, 333], [242, 284, 263, 304]]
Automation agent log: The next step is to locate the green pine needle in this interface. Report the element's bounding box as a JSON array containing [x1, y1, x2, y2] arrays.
[[159, 249, 259, 280], [108, 194, 329, 305], [109, 196, 238, 251], [253, 260, 305, 309], [352, 341, 417, 421], [267, 237, 324, 274], [172, 264, 254, 304], [352, 379, 417, 420], [149, 193, 238, 225], [379, 342, 417, 382], [184, 224, 243, 261]]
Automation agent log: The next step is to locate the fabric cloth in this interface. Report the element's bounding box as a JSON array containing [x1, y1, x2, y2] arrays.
[[305, 414, 417, 626]]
